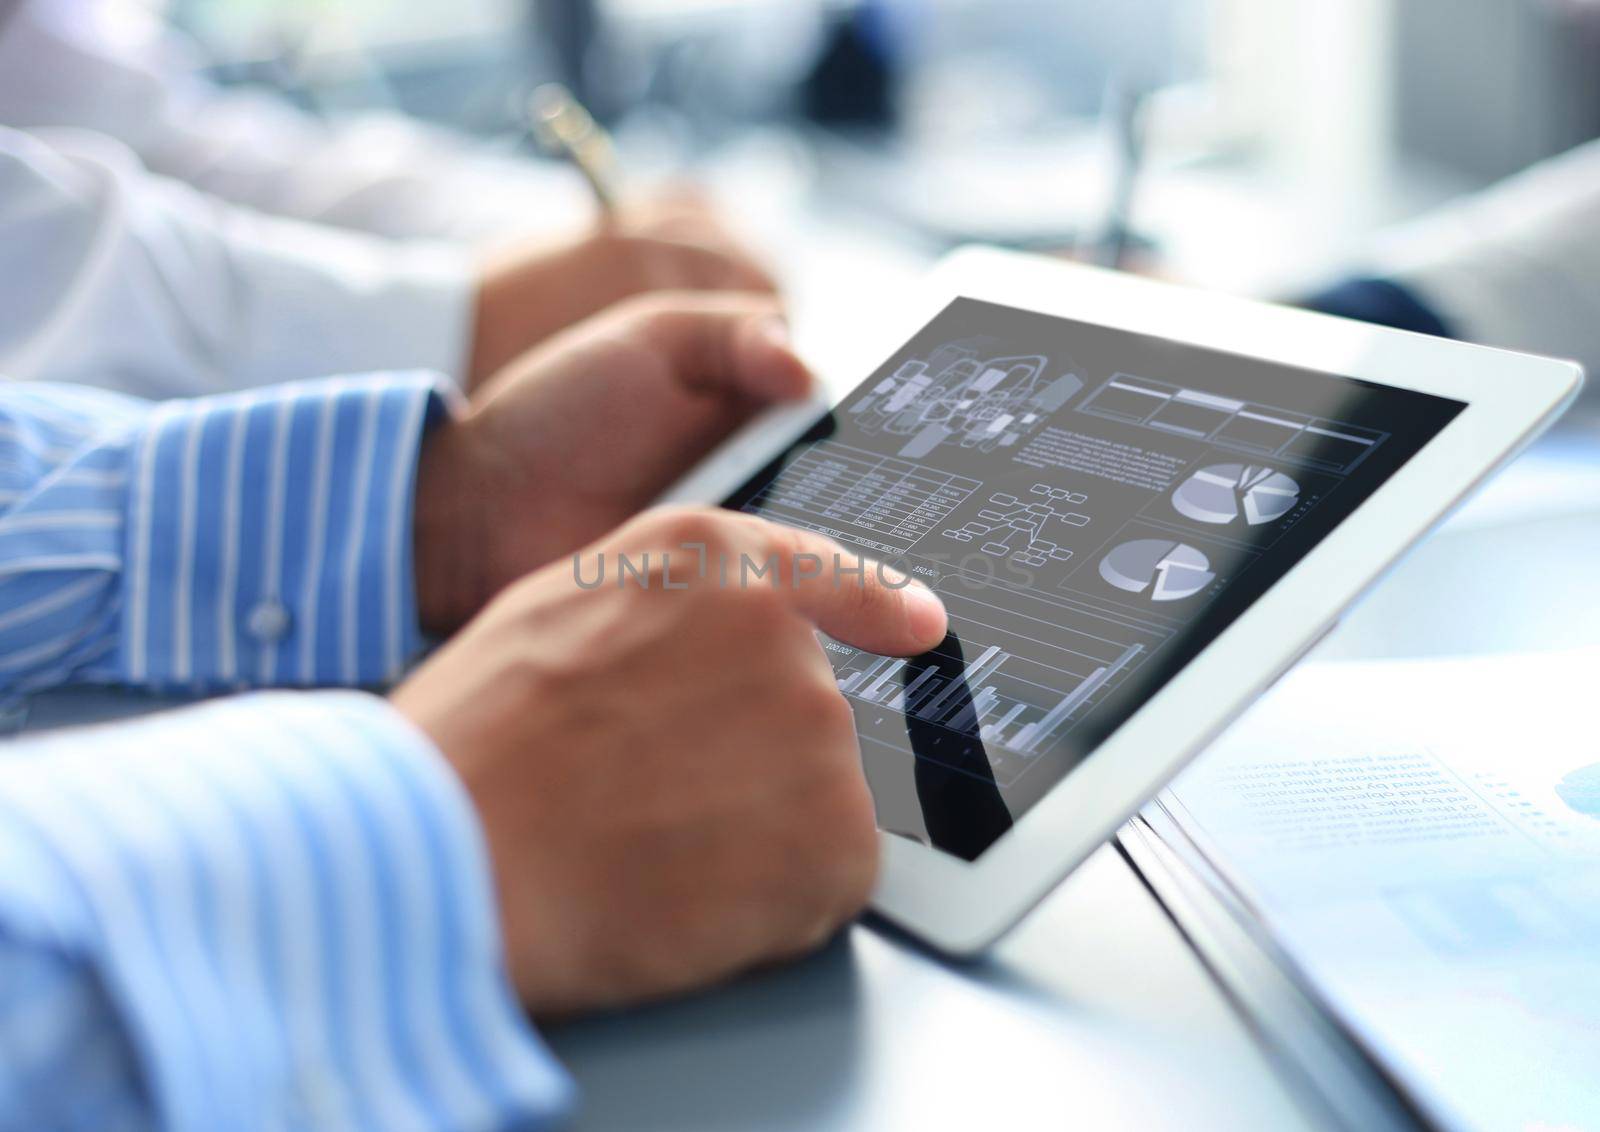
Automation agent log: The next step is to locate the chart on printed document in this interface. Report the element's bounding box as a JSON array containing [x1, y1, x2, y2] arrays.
[[723, 298, 1465, 858]]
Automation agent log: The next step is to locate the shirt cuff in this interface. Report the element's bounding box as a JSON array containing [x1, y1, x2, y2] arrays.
[[120, 372, 457, 691], [0, 690, 575, 1131], [1299, 276, 1456, 339]]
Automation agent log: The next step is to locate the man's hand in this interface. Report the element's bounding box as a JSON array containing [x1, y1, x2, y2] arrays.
[[414, 292, 813, 634], [469, 192, 778, 387], [390, 507, 948, 1016]]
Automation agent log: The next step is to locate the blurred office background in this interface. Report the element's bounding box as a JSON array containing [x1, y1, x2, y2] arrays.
[[163, 0, 1600, 293]]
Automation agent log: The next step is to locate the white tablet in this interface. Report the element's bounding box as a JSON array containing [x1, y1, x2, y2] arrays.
[[662, 248, 1583, 955]]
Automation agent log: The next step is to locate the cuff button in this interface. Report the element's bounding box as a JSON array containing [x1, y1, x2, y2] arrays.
[[246, 600, 292, 643]]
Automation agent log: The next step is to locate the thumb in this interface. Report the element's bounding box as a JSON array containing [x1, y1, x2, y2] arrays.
[[619, 294, 813, 403], [765, 525, 949, 657]]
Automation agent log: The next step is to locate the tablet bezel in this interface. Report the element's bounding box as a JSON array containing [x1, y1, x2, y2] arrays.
[[659, 248, 1584, 955]]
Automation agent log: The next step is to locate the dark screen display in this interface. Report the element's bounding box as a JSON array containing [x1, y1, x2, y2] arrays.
[[722, 299, 1466, 860]]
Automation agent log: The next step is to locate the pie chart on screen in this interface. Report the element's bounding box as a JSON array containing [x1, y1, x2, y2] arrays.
[[1173, 464, 1300, 526], [1099, 539, 1215, 602]]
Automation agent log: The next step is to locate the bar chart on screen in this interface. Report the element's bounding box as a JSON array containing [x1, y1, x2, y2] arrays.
[[832, 581, 1162, 787], [1077, 373, 1391, 474]]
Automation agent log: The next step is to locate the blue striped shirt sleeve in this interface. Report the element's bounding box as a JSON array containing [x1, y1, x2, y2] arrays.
[[0, 689, 574, 1132], [0, 374, 450, 699]]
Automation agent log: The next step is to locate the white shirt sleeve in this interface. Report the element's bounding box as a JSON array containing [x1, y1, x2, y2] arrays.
[[0, 124, 474, 397], [1367, 137, 1600, 395], [0, 0, 594, 245]]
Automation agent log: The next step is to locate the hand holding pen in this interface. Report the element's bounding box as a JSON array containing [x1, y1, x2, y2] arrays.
[[460, 84, 779, 387]]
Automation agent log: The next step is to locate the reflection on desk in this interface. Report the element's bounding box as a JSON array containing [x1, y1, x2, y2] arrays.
[[546, 846, 1315, 1132]]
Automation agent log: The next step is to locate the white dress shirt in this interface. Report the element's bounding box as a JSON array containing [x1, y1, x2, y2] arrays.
[[0, 0, 596, 400], [0, 124, 472, 397], [0, 0, 591, 244]]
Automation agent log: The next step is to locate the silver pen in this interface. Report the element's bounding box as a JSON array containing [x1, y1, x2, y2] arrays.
[[526, 82, 622, 215]]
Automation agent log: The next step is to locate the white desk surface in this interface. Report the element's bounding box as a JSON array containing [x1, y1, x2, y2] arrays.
[[547, 844, 1317, 1132], [541, 197, 1600, 1131]]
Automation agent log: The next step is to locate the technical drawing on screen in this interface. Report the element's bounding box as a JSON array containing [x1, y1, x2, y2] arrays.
[[722, 299, 1465, 861]]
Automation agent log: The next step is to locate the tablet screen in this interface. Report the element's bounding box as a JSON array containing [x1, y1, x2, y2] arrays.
[[721, 298, 1466, 860]]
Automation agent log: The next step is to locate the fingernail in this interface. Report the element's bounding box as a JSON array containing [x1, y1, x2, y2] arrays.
[[746, 315, 808, 400], [899, 580, 948, 644], [754, 314, 791, 352]]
